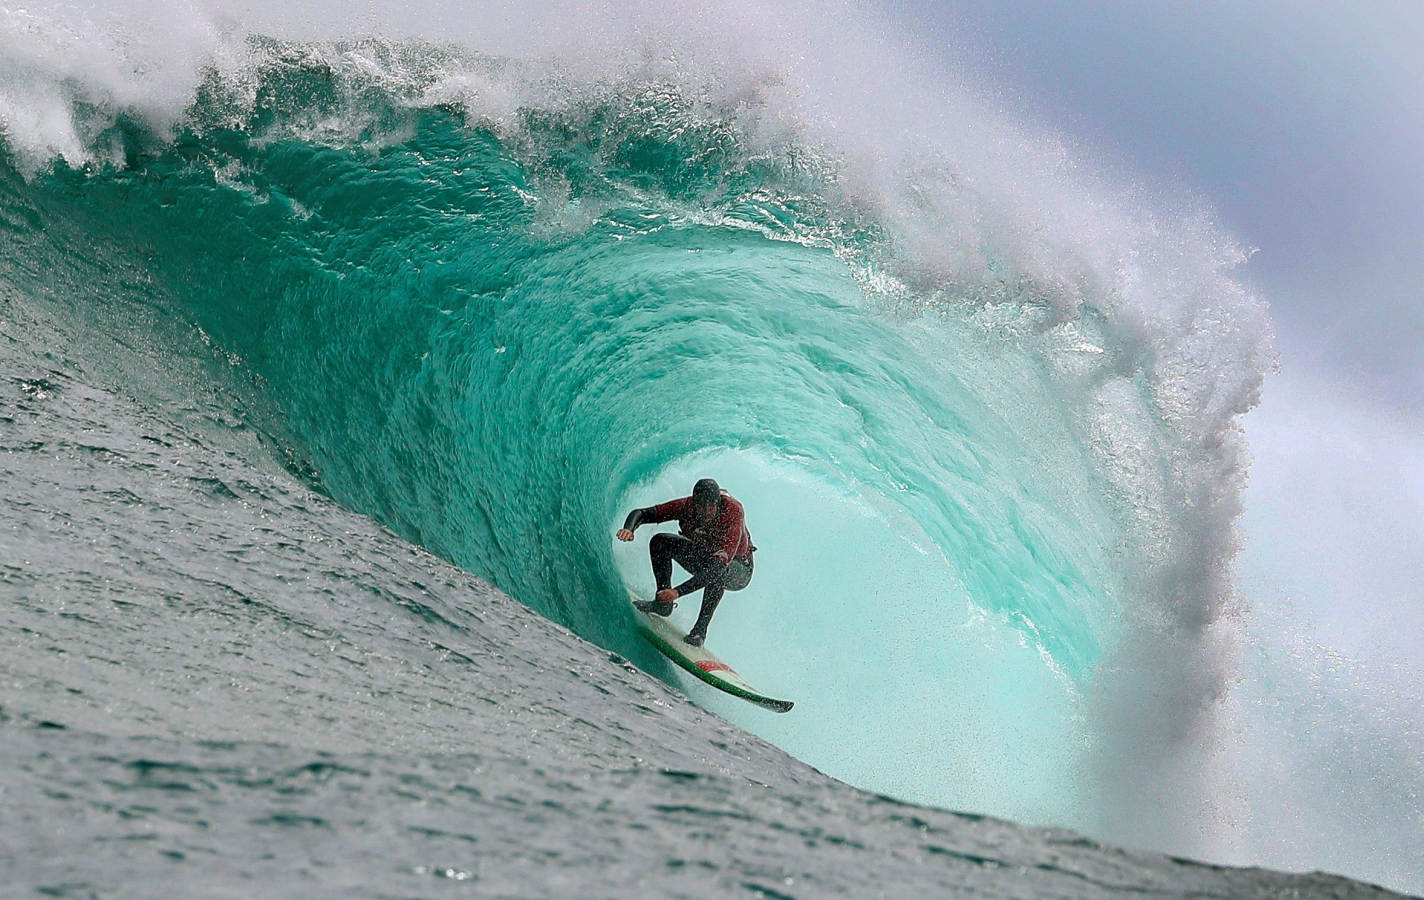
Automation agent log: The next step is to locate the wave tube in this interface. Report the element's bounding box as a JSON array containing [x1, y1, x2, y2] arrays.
[[0, 4, 1302, 872]]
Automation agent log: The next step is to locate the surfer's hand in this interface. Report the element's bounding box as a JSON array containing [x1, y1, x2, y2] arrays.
[[616, 529, 635, 542], [656, 588, 678, 604]]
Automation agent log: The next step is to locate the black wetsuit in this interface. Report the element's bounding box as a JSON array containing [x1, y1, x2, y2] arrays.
[[623, 492, 755, 641]]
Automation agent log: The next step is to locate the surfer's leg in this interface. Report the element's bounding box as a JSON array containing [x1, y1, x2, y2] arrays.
[[724, 557, 752, 591], [684, 557, 753, 645], [651, 533, 718, 588], [684, 581, 723, 647], [649, 532, 690, 590]]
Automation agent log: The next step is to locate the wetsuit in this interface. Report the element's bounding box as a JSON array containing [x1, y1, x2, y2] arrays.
[[622, 491, 755, 641]]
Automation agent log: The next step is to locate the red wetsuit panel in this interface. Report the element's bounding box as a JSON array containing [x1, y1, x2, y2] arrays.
[[646, 492, 754, 564]]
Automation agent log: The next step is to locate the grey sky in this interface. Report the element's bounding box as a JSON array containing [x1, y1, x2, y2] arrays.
[[894, 0, 1423, 404], [884, 0, 1424, 658]]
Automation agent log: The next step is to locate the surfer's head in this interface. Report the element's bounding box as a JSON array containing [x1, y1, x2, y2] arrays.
[[692, 478, 721, 517]]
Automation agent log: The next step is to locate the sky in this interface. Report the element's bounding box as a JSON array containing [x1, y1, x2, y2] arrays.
[[886, 0, 1424, 664]]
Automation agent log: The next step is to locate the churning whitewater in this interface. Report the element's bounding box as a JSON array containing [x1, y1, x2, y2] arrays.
[[2, 2, 1414, 896]]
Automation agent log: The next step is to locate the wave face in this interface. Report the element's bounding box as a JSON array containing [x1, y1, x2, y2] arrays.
[[1, 3, 1296, 875]]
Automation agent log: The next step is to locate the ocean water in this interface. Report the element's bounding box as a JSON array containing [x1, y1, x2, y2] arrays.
[[1, 293, 1400, 899], [1, 2, 1419, 896]]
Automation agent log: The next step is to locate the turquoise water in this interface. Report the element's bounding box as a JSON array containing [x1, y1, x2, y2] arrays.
[[10, 60, 1136, 822], [28, 23, 1420, 891]]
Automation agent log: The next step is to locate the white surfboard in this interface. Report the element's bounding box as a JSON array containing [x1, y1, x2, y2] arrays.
[[629, 590, 793, 713]]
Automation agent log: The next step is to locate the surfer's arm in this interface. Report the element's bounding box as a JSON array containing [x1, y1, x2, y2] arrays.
[[621, 507, 653, 532], [619, 498, 689, 539], [621, 503, 664, 531], [617, 510, 646, 541], [622, 498, 690, 531]]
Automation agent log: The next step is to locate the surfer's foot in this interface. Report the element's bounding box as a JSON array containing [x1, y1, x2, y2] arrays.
[[635, 599, 675, 617], [683, 631, 705, 647]]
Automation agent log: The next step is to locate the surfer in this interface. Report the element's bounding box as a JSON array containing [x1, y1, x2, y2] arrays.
[[616, 478, 755, 647]]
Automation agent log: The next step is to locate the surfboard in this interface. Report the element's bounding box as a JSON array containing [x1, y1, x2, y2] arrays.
[[629, 590, 794, 714]]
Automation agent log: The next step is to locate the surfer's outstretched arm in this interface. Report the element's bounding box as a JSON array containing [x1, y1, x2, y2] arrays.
[[617, 501, 686, 541], [621, 506, 652, 530], [617, 506, 655, 541]]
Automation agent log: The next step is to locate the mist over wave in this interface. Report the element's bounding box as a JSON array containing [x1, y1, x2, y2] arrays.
[[3, 1, 1416, 892]]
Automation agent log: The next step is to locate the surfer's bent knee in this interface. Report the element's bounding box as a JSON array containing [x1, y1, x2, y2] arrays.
[[725, 558, 753, 592]]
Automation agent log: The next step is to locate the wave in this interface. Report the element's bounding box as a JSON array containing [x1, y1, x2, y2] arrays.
[[0, 1, 1282, 869]]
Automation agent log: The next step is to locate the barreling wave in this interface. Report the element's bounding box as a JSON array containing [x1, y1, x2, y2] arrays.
[[0, 8, 1272, 853]]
